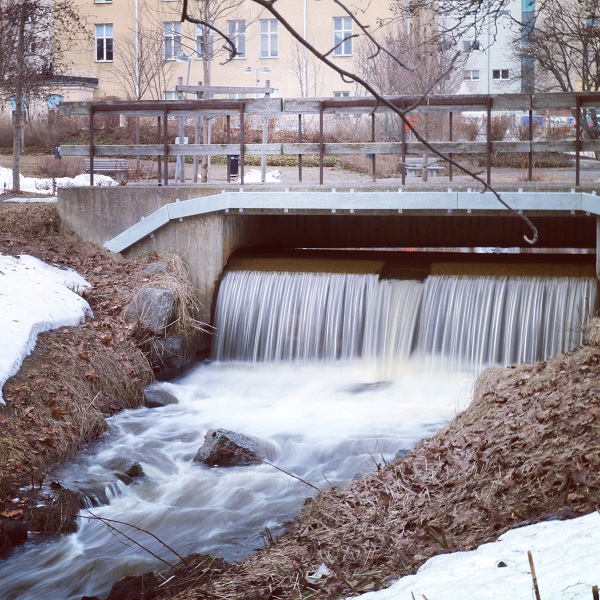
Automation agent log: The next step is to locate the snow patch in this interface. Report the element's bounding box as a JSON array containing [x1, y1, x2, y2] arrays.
[[0, 165, 117, 197], [243, 168, 282, 183], [351, 512, 600, 600], [0, 254, 93, 405]]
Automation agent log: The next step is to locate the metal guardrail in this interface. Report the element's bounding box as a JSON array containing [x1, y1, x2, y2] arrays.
[[104, 190, 600, 254]]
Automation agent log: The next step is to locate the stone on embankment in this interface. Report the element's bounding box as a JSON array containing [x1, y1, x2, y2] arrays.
[[105, 458, 145, 481], [122, 287, 177, 335], [148, 336, 197, 379], [194, 429, 266, 467], [144, 385, 179, 408], [0, 520, 27, 556], [143, 262, 171, 277], [106, 572, 161, 600]]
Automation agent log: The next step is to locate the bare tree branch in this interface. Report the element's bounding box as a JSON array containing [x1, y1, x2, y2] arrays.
[[180, 0, 539, 244]]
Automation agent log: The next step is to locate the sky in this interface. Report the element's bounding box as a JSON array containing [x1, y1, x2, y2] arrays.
[[0, 192, 598, 597]]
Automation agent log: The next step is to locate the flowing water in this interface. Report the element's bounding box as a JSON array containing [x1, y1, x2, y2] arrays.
[[0, 270, 595, 600]]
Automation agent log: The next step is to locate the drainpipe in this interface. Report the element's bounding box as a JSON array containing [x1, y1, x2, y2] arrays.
[[135, 0, 140, 100], [303, 0, 308, 96]]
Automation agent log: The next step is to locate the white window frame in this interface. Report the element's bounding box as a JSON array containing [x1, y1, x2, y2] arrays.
[[464, 69, 480, 80], [164, 21, 182, 61], [334, 91, 351, 117], [95, 23, 113, 62], [196, 23, 214, 59], [492, 69, 510, 80], [333, 17, 352, 56], [94, 0, 112, 4], [463, 40, 480, 51], [164, 91, 178, 100], [260, 19, 278, 58], [227, 20, 246, 59]]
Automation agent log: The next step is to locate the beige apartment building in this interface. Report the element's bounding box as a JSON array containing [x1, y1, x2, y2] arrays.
[[64, 0, 394, 103]]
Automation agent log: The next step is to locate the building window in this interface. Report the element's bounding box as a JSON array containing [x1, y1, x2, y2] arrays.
[[492, 69, 510, 80], [164, 22, 182, 60], [260, 19, 278, 58], [95, 24, 113, 62], [587, 15, 599, 27], [464, 69, 480, 80], [164, 91, 178, 100], [334, 91, 351, 117], [333, 17, 352, 56], [94, 0, 112, 3], [227, 20, 246, 58], [463, 40, 480, 51], [196, 23, 214, 59]]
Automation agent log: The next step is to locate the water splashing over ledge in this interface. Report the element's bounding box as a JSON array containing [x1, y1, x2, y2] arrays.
[[213, 270, 597, 375]]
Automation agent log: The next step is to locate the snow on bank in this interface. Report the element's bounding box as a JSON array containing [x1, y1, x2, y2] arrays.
[[0, 254, 93, 404], [0, 165, 117, 197], [352, 512, 600, 600], [243, 168, 282, 183]]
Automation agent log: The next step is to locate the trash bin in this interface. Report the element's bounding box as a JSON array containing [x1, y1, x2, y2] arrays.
[[228, 155, 240, 177]]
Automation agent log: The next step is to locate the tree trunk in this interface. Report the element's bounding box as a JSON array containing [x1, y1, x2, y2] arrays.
[[201, 5, 211, 183], [12, 10, 26, 193]]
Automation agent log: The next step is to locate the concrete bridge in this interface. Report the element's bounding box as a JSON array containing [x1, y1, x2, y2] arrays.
[[58, 186, 600, 348]]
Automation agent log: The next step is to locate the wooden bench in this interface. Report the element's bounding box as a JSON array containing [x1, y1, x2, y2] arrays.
[[84, 158, 130, 182], [402, 159, 444, 178]]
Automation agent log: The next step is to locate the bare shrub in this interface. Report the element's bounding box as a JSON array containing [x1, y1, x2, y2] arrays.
[[34, 156, 85, 178], [545, 124, 572, 141], [454, 116, 481, 141], [0, 117, 14, 148], [490, 115, 511, 141]]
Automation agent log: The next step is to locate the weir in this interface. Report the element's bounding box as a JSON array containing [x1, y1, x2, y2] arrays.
[[212, 269, 597, 375], [57, 186, 600, 355], [4, 203, 600, 598]]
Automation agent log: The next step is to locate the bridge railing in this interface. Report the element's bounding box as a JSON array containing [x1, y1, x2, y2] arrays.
[[57, 92, 600, 188]]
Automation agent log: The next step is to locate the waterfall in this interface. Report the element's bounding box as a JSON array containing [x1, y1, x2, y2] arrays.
[[213, 270, 597, 373]]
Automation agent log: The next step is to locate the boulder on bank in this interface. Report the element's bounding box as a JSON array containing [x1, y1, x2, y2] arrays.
[[144, 385, 179, 408], [143, 262, 171, 277], [104, 553, 229, 600], [123, 288, 177, 335], [194, 429, 266, 467], [106, 458, 145, 482], [0, 520, 27, 556], [148, 336, 197, 380], [106, 572, 160, 600]]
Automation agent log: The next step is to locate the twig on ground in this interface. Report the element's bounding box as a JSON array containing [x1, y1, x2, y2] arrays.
[[528, 550, 542, 600]]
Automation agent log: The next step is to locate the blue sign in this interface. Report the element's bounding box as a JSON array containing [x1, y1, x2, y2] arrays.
[[46, 94, 64, 109]]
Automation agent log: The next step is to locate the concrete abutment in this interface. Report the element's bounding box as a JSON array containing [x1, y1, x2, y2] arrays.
[[58, 187, 600, 352]]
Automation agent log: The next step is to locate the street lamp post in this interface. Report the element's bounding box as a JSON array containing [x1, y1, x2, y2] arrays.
[[244, 66, 270, 98], [244, 66, 271, 182], [175, 52, 192, 183]]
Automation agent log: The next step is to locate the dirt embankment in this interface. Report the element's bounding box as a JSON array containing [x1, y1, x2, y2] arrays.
[[0, 202, 156, 526]]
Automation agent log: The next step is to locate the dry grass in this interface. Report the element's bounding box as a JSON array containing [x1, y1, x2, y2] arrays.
[[0, 203, 157, 520]]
